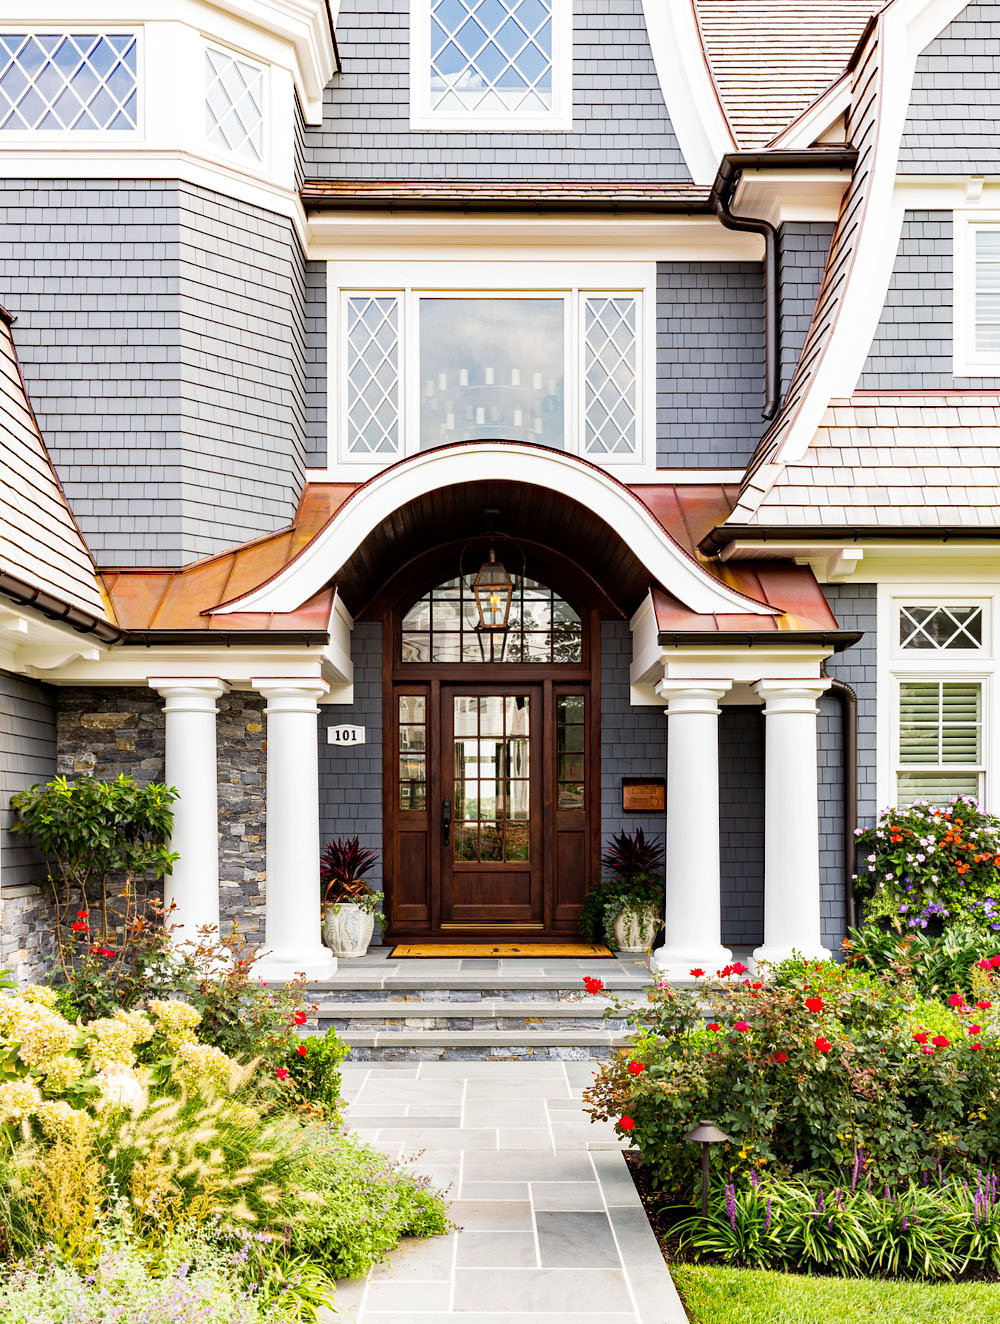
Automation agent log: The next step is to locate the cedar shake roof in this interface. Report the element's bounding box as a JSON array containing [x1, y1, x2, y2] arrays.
[[694, 0, 884, 148], [730, 394, 1000, 527], [0, 306, 111, 625], [300, 181, 713, 210], [103, 480, 839, 642]]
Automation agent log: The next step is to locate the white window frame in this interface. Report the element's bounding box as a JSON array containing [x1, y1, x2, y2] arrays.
[[878, 587, 996, 811], [0, 28, 143, 142], [203, 39, 268, 168], [328, 260, 655, 473], [409, 0, 573, 131], [953, 210, 1000, 377]]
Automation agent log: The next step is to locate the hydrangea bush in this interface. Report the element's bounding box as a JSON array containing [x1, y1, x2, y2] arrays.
[[852, 796, 1000, 932]]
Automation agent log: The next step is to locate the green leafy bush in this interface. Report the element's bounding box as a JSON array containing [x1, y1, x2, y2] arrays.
[[853, 797, 1000, 932], [280, 1028, 349, 1117], [584, 959, 1000, 1192], [845, 920, 1000, 1002]]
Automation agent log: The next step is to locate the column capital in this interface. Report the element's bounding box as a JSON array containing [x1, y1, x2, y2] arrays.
[[655, 679, 732, 714], [251, 677, 329, 711], [753, 679, 832, 714], [149, 677, 228, 706]]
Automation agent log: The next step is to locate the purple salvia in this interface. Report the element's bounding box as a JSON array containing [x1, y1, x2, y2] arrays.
[[725, 1183, 737, 1230], [902, 1215, 909, 1231], [765, 1198, 772, 1230]]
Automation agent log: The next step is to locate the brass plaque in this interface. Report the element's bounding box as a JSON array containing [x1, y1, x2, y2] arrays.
[[622, 779, 665, 812]]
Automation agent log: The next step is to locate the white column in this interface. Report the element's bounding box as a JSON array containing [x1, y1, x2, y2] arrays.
[[650, 682, 733, 980], [252, 679, 337, 982], [150, 678, 226, 943], [753, 681, 832, 966]]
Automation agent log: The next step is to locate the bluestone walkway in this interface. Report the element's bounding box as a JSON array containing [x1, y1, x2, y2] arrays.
[[330, 1060, 687, 1324]]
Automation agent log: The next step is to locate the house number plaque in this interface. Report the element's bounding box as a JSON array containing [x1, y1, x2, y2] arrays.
[[621, 778, 665, 812], [327, 724, 365, 746]]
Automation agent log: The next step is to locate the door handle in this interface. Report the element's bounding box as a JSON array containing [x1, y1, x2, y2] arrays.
[[442, 798, 452, 846]]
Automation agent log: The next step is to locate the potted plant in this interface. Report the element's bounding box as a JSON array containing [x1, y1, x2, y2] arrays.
[[320, 836, 382, 958], [580, 828, 665, 953]]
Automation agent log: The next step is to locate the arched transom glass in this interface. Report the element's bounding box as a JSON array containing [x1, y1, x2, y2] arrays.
[[401, 576, 582, 663]]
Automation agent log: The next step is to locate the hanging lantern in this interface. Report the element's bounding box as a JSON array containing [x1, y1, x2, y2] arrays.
[[472, 547, 513, 631]]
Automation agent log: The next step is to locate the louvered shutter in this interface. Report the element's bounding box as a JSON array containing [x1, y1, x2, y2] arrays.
[[897, 680, 982, 806]]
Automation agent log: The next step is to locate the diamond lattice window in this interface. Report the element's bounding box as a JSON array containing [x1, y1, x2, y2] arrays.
[[0, 32, 137, 131], [205, 47, 264, 161], [899, 605, 984, 651], [430, 0, 554, 117], [583, 297, 637, 455], [346, 296, 401, 455]]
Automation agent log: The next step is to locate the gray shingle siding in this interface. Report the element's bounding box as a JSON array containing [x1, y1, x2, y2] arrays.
[[319, 621, 385, 934], [0, 179, 306, 568], [656, 261, 765, 466], [720, 706, 765, 949], [306, 0, 690, 181], [600, 620, 666, 857], [820, 583, 877, 954], [305, 261, 328, 466], [779, 222, 835, 403], [900, 2, 1000, 174], [0, 671, 56, 890], [859, 210, 1000, 390]]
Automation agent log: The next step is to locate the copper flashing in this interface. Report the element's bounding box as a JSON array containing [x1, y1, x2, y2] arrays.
[[300, 180, 714, 212]]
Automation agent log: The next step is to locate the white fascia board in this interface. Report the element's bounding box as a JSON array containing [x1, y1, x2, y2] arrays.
[[305, 464, 748, 484], [768, 74, 853, 151], [746, 0, 971, 488], [733, 171, 852, 227], [305, 214, 763, 262], [642, 0, 735, 184], [0, 602, 108, 678], [37, 644, 336, 687], [659, 645, 833, 683], [214, 443, 778, 619]]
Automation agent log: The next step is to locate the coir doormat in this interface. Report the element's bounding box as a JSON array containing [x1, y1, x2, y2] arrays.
[[390, 943, 614, 958]]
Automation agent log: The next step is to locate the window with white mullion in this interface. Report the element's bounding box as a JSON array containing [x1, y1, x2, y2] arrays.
[[0, 32, 138, 132], [896, 678, 984, 806], [976, 230, 1000, 355], [582, 294, 637, 456], [344, 294, 402, 456]]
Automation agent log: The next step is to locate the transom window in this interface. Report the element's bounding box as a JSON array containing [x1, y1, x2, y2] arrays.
[[339, 286, 643, 463], [0, 32, 137, 132], [205, 45, 265, 162], [411, 0, 572, 129], [899, 605, 983, 651], [401, 576, 582, 663]]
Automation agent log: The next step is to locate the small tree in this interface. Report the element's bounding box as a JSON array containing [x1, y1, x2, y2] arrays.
[[10, 773, 178, 968]]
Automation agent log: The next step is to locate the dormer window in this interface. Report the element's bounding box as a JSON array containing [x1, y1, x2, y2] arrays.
[[0, 32, 137, 132], [410, 0, 572, 131]]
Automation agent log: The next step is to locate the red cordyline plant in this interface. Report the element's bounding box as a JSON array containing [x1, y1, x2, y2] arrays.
[[320, 836, 379, 906], [601, 827, 665, 882]]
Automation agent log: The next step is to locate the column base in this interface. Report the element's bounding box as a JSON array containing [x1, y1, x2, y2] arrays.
[[649, 945, 734, 982], [752, 943, 832, 971], [253, 947, 338, 983]]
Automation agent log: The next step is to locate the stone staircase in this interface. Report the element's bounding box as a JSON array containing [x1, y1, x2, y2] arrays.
[[306, 953, 651, 1060]]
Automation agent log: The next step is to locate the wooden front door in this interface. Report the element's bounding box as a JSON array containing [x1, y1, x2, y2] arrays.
[[441, 686, 542, 929]]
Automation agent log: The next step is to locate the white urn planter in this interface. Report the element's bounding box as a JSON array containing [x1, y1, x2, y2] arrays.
[[613, 904, 661, 953], [323, 902, 375, 957]]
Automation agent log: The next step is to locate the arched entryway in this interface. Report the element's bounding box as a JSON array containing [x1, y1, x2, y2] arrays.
[[383, 554, 600, 941]]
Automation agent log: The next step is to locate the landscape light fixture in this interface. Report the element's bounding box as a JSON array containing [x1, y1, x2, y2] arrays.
[[684, 1119, 730, 1217]]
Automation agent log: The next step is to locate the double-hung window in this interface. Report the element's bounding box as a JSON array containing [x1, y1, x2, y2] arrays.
[[953, 214, 1000, 376], [410, 0, 572, 130], [889, 600, 989, 807], [335, 268, 651, 467]]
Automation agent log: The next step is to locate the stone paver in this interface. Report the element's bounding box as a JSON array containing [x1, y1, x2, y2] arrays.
[[328, 1061, 687, 1323]]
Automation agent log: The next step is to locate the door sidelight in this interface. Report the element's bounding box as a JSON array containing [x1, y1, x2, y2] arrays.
[[442, 797, 452, 847]]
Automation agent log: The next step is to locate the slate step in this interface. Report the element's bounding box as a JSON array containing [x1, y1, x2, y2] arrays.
[[339, 1027, 632, 1061], [316, 998, 633, 1034], [310, 972, 646, 998]]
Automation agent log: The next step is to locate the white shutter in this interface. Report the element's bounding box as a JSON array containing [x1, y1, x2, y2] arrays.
[[897, 680, 983, 806]]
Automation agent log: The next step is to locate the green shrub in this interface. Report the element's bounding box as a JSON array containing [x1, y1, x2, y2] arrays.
[[845, 920, 1000, 1001], [280, 1028, 349, 1117], [584, 960, 1000, 1192]]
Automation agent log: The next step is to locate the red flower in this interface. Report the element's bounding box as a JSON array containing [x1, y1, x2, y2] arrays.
[[979, 960, 992, 971], [751, 982, 763, 990], [731, 961, 749, 975], [76, 910, 88, 918], [296, 1044, 307, 1057], [805, 997, 824, 1013], [627, 1060, 645, 1075], [773, 1051, 788, 1064], [619, 1115, 635, 1132], [991, 955, 1000, 969], [971, 1043, 985, 1052], [707, 1023, 721, 1033], [583, 977, 605, 994], [734, 1021, 750, 1033], [718, 965, 734, 978], [276, 1067, 290, 1081], [912, 1032, 929, 1044], [689, 968, 706, 978], [293, 1010, 307, 1026], [932, 1035, 951, 1048], [71, 920, 88, 932], [977, 1001, 993, 1011], [814, 1037, 833, 1053], [97, 948, 115, 958], [947, 994, 966, 1008], [969, 1024, 982, 1035]]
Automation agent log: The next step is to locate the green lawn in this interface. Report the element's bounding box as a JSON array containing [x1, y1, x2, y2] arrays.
[[672, 1264, 1000, 1324]]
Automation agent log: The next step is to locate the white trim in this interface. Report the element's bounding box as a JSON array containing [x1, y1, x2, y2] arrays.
[[303, 465, 747, 484], [409, 0, 573, 132], [213, 442, 778, 618], [326, 261, 657, 472], [768, 73, 852, 150], [203, 37, 269, 168], [953, 210, 1000, 377], [641, 0, 735, 184]]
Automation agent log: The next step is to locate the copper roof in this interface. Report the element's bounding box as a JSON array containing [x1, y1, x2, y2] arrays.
[[301, 180, 713, 210], [102, 479, 841, 644], [0, 306, 112, 627], [694, 0, 884, 149]]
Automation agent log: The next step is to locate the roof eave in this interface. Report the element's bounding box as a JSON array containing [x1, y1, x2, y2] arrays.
[[658, 629, 864, 651], [700, 525, 1000, 555]]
